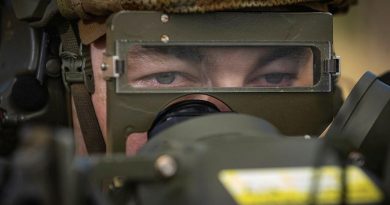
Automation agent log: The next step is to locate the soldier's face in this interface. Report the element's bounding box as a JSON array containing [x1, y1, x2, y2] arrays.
[[126, 46, 314, 88], [82, 40, 314, 155]]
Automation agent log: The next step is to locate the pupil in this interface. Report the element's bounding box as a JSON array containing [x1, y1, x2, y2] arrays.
[[156, 72, 176, 84]]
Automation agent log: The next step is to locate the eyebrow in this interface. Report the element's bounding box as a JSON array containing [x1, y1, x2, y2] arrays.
[[253, 47, 311, 69], [128, 46, 203, 63], [128, 46, 311, 69]]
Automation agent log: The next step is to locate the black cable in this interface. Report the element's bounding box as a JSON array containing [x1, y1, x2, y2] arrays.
[[327, 139, 350, 205], [308, 140, 328, 205], [308, 139, 349, 205]]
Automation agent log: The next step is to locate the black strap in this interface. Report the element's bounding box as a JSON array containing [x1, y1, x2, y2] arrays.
[[58, 21, 106, 153], [71, 84, 106, 153]]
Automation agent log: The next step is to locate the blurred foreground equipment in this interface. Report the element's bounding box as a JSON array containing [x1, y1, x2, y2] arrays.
[[0, 72, 389, 205]]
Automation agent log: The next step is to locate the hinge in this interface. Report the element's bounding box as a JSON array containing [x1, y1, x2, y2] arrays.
[[101, 53, 124, 80], [324, 56, 340, 76]]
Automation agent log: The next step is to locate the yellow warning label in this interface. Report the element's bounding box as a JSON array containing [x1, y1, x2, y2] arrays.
[[219, 166, 383, 205]]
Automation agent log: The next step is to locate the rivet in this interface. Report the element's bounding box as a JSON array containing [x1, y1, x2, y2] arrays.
[[100, 63, 108, 71], [161, 14, 169, 23], [161, 35, 170, 43]]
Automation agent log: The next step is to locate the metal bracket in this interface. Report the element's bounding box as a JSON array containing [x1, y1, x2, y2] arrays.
[[101, 53, 123, 80], [324, 56, 340, 76], [60, 44, 94, 93]]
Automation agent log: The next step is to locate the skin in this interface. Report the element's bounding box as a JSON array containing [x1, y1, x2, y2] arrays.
[[127, 46, 313, 88], [73, 38, 314, 155], [74, 38, 148, 155]]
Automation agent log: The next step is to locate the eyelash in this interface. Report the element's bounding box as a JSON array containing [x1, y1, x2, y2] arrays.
[[137, 71, 199, 87], [247, 72, 298, 86]]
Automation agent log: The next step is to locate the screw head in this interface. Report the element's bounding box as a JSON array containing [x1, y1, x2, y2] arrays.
[[100, 63, 108, 71], [161, 14, 169, 23], [161, 35, 170, 43], [155, 154, 177, 178]]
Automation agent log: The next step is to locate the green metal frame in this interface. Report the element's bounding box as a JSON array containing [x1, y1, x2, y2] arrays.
[[103, 11, 338, 153]]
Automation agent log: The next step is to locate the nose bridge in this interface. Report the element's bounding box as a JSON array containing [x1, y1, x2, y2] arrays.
[[201, 51, 249, 88], [209, 73, 246, 87]]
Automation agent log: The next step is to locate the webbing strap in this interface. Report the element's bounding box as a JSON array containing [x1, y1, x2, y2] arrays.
[[58, 21, 80, 53], [71, 84, 106, 153], [58, 21, 106, 153]]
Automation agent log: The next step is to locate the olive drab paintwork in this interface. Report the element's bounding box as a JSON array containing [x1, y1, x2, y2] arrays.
[[103, 11, 339, 153]]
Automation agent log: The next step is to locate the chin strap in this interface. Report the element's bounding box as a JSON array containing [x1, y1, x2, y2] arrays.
[[58, 21, 106, 153]]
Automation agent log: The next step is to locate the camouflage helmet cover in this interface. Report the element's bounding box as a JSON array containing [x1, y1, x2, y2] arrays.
[[56, 0, 357, 44]]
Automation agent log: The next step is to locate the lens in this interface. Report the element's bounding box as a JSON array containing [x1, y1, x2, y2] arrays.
[[148, 100, 222, 139]]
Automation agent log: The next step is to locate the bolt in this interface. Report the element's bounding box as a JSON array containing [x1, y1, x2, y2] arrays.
[[161, 14, 169, 23], [155, 154, 177, 178], [100, 63, 108, 71], [161, 35, 170, 43]]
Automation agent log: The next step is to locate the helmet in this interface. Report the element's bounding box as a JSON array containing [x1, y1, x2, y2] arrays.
[[0, 0, 356, 154], [3, 1, 390, 205]]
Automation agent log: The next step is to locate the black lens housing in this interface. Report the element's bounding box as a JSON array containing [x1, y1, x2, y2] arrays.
[[148, 100, 222, 139]]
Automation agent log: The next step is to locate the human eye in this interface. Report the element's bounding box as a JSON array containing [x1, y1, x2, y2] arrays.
[[247, 72, 298, 87], [153, 72, 177, 84], [130, 71, 201, 88]]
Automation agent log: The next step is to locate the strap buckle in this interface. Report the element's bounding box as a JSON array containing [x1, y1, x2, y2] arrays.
[[60, 44, 94, 93]]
